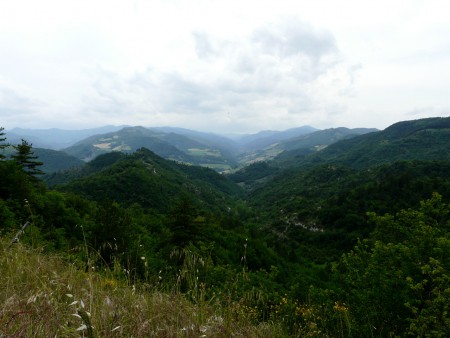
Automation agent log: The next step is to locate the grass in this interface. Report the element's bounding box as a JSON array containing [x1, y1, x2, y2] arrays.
[[0, 239, 286, 337]]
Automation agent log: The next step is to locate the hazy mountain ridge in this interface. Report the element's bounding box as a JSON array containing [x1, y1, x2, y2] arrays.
[[8, 117, 450, 176], [233, 125, 319, 150], [281, 127, 378, 151], [310, 116, 450, 168], [238, 127, 377, 164], [7, 125, 127, 150], [6, 124, 333, 173]]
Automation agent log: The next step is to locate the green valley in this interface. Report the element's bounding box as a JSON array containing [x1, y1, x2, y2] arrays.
[[1, 117, 450, 336]]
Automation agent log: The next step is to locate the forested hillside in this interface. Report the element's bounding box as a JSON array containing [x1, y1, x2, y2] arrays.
[[1, 119, 450, 336]]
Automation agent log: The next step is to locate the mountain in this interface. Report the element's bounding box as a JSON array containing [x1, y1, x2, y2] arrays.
[[8, 124, 374, 172], [4, 117, 450, 337], [247, 159, 450, 263], [230, 127, 377, 181], [57, 148, 243, 213], [234, 126, 318, 150], [151, 126, 240, 156], [229, 117, 450, 251], [301, 117, 450, 168], [280, 127, 378, 151], [7, 126, 126, 150], [237, 127, 376, 164], [63, 126, 185, 161], [0, 146, 84, 174], [34, 148, 85, 174], [242, 117, 450, 240], [62, 126, 239, 171]]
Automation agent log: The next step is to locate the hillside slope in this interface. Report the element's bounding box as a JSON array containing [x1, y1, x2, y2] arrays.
[[295, 117, 450, 168], [63, 126, 238, 171], [57, 148, 243, 212]]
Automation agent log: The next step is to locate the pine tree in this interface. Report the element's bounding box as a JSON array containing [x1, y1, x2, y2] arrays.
[[0, 127, 9, 159], [12, 139, 44, 177], [168, 197, 202, 248]]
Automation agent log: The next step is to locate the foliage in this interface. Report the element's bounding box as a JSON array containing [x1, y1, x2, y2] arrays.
[[56, 148, 242, 215], [34, 148, 84, 174], [248, 160, 450, 262], [0, 127, 8, 159], [279, 116, 450, 169], [3, 122, 450, 336], [0, 239, 287, 337], [12, 139, 44, 178], [326, 193, 450, 336]]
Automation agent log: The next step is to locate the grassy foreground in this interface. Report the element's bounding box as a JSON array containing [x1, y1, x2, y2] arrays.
[[0, 239, 287, 337]]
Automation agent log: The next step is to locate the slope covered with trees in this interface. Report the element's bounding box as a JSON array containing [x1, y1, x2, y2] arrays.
[[2, 118, 450, 336], [277, 116, 450, 169]]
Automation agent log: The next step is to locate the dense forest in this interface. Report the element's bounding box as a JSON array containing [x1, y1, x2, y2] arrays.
[[1, 118, 450, 336]]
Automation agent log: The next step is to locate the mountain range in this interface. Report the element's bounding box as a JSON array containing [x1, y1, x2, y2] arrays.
[[3, 116, 450, 336], [6, 124, 377, 174]]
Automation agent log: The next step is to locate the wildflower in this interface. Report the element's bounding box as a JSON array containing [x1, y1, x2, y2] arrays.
[[333, 301, 349, 312]]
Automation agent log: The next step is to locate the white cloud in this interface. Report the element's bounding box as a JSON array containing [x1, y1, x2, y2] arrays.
[[0, 0, 449, 132]]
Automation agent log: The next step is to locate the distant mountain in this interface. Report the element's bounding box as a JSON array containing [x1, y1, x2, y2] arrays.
[[237, 127, 376, 165], [235, 126, 318, 150], [281, 127, 378, 151], [302, 117, 450, 168], [245, 116, 450, 195], [62, 126, 238, 171], [7, 126, 126, 150], [151, 127, 240, 156], [63, 126, 191, 161]]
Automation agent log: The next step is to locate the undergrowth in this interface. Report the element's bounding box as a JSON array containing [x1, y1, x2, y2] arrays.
[[0, 238, 287, 337]]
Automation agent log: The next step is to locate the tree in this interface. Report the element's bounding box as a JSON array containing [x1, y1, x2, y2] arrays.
[[0, 127, 9, 159], [331, 193, 450, 336], [12, 139, 44, 178], [167, 197, 203, 248]]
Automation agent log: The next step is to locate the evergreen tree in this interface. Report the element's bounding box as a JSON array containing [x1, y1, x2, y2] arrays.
[[0, 127, 8, 159], [12, 139, 44, 178], [168, 197, 202, 248]]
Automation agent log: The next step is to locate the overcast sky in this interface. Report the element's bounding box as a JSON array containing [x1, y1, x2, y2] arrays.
[[1, 0, 449, 133]]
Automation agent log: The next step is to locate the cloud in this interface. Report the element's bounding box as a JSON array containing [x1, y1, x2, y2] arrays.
[[407, 106, 450, 117], [0, 83, 48, 129], [251, 18, 337, 60], [192, 31, 216, 60], [73, 17, 357, 132], [0, 11, 358, 133]]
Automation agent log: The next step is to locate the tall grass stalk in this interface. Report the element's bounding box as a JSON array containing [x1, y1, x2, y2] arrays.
[[0, 238, 287, 337]]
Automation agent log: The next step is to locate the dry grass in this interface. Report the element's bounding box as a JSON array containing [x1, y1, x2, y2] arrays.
[[0, 239, 286, 337]]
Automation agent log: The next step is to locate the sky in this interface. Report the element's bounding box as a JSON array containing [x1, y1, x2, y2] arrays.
[[1, 0, 449, 134]]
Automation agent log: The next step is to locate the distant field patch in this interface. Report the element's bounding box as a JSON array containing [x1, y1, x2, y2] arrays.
[[188, 148, 221, 157], [94, 142, 112, 149], [200, 163, 232, 171], [112, 144, 131, 151]]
